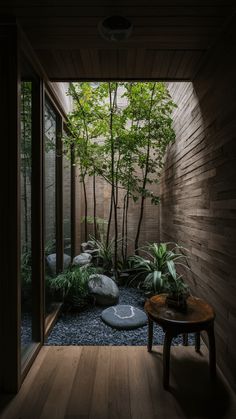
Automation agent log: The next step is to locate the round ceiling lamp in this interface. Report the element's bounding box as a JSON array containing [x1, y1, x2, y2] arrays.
[[98, 15, 133, 42]]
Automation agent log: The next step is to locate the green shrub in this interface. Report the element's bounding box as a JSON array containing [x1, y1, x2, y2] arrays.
[[49, 265, 102, 309]]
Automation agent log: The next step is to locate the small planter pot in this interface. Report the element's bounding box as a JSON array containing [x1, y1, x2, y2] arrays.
[[166, 295, 188, 312]]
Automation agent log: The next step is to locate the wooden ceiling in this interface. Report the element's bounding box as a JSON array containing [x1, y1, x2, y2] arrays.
[[1, 1, 236, 81]]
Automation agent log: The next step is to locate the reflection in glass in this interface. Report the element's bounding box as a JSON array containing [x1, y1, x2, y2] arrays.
[[20, 81, 33, 356], [44, 100, 57, 317], [63, 140, 71, 257]]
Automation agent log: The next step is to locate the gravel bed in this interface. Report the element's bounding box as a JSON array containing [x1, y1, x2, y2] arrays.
[[45, 287, 195, 346]]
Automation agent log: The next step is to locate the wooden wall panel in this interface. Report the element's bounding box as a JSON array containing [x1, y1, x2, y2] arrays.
[[160, 23, 236, 391]]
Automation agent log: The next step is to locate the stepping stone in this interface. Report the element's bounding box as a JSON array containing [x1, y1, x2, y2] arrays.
[[101, 304, 147, 330]]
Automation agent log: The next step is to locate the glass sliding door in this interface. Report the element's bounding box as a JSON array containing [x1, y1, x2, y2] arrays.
[[19, 52, 44, 381], [1, 25, 44, 393], [20, 65, 43, 368]]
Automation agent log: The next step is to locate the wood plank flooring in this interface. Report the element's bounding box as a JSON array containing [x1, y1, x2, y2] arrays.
[[1, 345, 236, 419]]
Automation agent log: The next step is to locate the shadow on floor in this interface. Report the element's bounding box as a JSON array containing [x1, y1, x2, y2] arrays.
[[0, 394, 15, 416], [166, 350, 233, 419]]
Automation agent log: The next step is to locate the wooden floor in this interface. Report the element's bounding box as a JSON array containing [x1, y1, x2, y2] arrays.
[[0, 345, 236, 419]]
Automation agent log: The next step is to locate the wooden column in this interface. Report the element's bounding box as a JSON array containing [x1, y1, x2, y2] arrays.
[[0, 22, 21, 393]]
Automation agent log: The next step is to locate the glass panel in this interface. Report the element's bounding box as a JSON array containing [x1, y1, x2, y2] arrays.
[[63, 140, 71, 257], [44, 100, 57, 317], [20, 81, 33, 356]]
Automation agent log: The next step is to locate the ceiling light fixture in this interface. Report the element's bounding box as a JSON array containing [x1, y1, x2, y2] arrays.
[[98, 15, 133, 42]]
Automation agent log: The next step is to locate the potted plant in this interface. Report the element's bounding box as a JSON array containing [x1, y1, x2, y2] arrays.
[[165, 273, 190, 311]]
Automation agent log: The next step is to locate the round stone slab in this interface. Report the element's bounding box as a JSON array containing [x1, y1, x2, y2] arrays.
[[101, 304, 147, 330]]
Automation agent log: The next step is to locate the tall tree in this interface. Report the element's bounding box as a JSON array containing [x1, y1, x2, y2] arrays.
[[65, 81, 176, 269], [66, 82, 105, 241], [123, 82, 176, 252]]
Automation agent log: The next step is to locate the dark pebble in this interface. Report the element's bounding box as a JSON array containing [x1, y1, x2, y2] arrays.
[[44, 287, 195, 346]]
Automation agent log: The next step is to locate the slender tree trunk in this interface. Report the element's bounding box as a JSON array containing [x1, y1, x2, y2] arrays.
[[121, 193, 127, 262], [70, 84, 90, 243], [106, 187, 113, 245], [114, 147, 121, 261], [113, 192, 118, 272], [93, 173, 97, 239], [81, 174, 88, 242], [115, 149, 121, 206], [134, 141, 150, 253], [134, 195, 145, 253], [134, 84, 156, 253], [108, 82, 118, 273], [125, 192, 129, 260]]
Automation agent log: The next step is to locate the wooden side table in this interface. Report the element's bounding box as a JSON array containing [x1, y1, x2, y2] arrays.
[[144, 294, 216, 389]]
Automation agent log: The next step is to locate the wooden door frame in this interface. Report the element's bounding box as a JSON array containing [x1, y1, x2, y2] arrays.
[[0, 21, 75, 393], [0, 21, 21, 394]]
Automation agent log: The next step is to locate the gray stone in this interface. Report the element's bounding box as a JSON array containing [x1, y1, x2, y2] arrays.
[[63, 254, 72, 269], [101, 305, 147, 330], [73, 253, 92, 266], [83, 248, 99, 257], [46, 253, 71, 275], [81, 240, 96, 253], [88, 274, 119, 306]]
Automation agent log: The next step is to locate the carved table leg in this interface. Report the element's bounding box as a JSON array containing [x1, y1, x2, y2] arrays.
[[207, 324, 216, 379], [195, 332, 201, 353], [163, 331, 173, 389], [147, 316, 153, 352]]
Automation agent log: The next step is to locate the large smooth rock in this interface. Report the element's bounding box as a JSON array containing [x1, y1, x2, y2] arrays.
[[88, 274, 119, 306], [46, 253, 71, 275], [101, 305, 147, 330], [73, 253, 92, 266]]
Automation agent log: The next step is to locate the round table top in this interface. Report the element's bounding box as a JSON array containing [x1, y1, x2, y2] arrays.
[[144, 294, 215, 327]]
